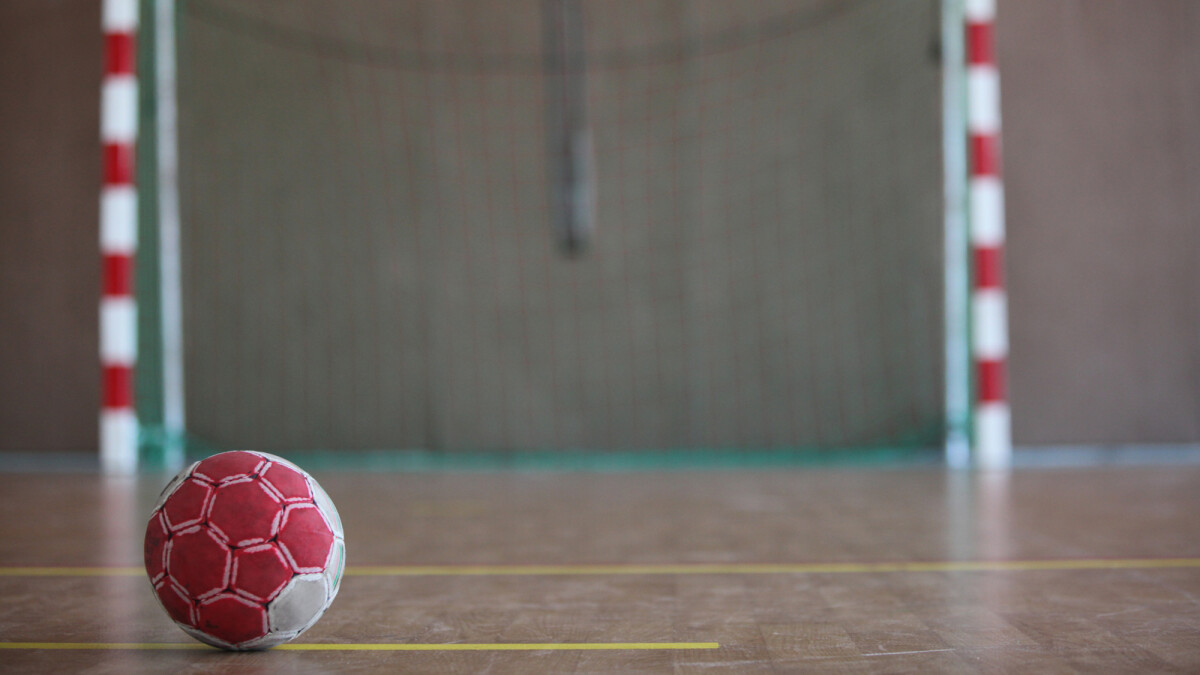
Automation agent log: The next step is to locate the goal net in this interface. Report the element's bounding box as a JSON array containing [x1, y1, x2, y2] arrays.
[[138, 0, 948, 464]]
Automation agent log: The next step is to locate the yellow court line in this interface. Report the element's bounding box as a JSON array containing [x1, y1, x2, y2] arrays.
[[0, 642, 720, 651], [348, 558, 1200, 576], [1, 558, 1198, 578], [279, 642, 721, 651]]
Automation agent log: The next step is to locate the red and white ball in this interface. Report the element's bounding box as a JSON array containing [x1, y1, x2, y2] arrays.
[[143, 451, 345, 650]]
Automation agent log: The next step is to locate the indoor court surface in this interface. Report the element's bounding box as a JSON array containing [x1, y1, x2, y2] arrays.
[[1, 464, 1199, 673]]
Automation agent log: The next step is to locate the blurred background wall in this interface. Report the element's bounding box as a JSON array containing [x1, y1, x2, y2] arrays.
[[0, 0, 101, 452], [1, 0, 1197, 454], [1000, 1, 1200, 445]]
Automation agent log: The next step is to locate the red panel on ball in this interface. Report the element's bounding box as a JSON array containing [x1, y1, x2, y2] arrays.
[[208, 479, 282, 546], [277, 505, 334, 572], [168, 529, 231, 599], [197, 594, 269, 646], [162, 479, 213, 532], [232, 544, 294, 602], [194, 451, 267, 482], [155, 580, 196, 627], [260, 462, 312, 502], [144, 512, 169, 582]]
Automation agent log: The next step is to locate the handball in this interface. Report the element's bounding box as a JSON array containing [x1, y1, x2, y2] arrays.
[[143, 451, 345, 650]]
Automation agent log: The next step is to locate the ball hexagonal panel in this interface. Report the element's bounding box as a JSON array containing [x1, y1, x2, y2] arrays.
[[179, 624, 233, 651], [196, 594, 269, 647], [232, 544, 293, 603], [153, 461, 197, 511], [323, 538, 346, 603], [268, 573, 329, 634], [144, 511, 169, 584], [311, 481, 343, 537], [192, 450, 267, 483], [277, 504, 334, 573], [161, 478, 212, 532], [167, 528, 231, 599], [154, 579, 196, 627], [207, 479, 282, 547], [259, 461, 312, 503], [238, 629, 299, 651]]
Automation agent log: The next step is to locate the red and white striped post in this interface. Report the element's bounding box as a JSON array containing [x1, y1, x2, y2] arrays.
[[966, 0, 1011, 468], [100, 0, 139, 474]]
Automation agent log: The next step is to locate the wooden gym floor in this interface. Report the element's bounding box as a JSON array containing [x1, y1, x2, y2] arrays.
[[0, 464, 1198, 673]]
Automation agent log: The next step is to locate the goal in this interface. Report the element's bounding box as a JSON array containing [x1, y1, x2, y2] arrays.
[[118, 0, 1006, 470]]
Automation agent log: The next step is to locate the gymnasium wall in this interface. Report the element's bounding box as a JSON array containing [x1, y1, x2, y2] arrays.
[[1001, 0, 1200, 444], [0, 0, 101, 452]]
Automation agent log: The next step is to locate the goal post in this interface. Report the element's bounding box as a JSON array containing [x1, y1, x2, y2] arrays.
[[99, 0, 139, 475], [963, 0, 1012, 469], [125, 0, 1009, 470]]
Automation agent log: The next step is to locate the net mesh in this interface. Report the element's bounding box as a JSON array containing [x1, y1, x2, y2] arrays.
[[140, 0, 946, 457]]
